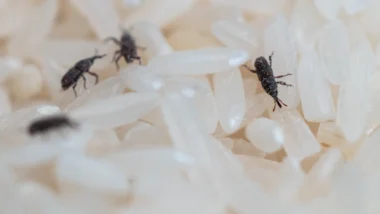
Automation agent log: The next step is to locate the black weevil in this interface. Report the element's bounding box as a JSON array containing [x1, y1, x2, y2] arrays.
[[104, 29, 144, 70], [28, 114, 78, 136], [244, 52, 293, 111], [61, 50, 106, 97]]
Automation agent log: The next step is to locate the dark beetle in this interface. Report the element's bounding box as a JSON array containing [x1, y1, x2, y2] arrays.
[[104, 29, 144, 70], [244, 52, 293, 111], [61, 50, 106, 97], [28, 114, 78, 136]]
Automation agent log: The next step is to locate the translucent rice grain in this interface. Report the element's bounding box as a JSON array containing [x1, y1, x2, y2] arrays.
[[7, 0, 58, 57], [290, 0, 324, 53], [211, 19, 260, 57], [271, 158, 304, 203], [328, 165, 365, 214], [237, 155, 280, 190], [106, 147, 191, 179], [245, 118, 285, 153], [70, 93, 160, 130], [301, 148, 342, 200], [213, 68, 245, 134], [354, 128, 380, 174], [160, 91, 214, 175], [123, 0, 196, 29], [314, 0, 344, 20], [241, 79, 267, 127], [130, 21, 173, 58], [120, 65, 165, 92], [166, 76, 218, 134], [123, 125, 172, 147], [56, 153, 130, 194], [344, 0, 371, 15], [264, 15, 299, 109], [148, 47, 248, 75], [210, 0, 287, 14], [337, 22, 373, 143], [69, 0, 120, 39], [167, 4, 244, 34], [140, 107, 166, 126], [0, 56, 23, 83], [297, 51, 335, 122], [270, 110, 321, 161], [9, 64, 43, 100], [317, 21, 350, 85], [359, 1, 380, 36], [200, 137, 272, 214], [0, 144, 61, 167], [308, 148, 342, 181], [64, 76, 125, 111], [163, 76, 209, 98]]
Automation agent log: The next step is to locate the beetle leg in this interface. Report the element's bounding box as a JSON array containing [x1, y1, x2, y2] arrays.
[[278, 98, 288, 107], [104, 37, 121, 46], [81, 75, 87, 90], [114, 54, 123, 70], [275, 73, 292, 79], [276, 81, 293, 87], [134, 56, 142, 65], [112, 50, 121, 62], [137, 46, 146, 51], [72, 83, 78, 97], [272, 99, 277, 112], [269, 51, 274, 67], [87, 71, 99, 84], [243, 64, 257, 73]]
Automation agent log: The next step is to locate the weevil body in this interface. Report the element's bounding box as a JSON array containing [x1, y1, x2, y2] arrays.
[[61, 50, 106, 97], [28, 114, 78, 136], [104, 29, 144, 70], [244, 52, 293, 111]]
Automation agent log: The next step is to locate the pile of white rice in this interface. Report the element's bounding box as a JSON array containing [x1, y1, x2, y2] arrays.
[[0, 0, 379, 213]]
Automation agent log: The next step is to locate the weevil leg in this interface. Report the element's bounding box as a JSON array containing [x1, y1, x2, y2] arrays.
[[134, 56, 142, 65], [275, 73, 292, 79], [277, 98, 288, 107], [269, 51, 274, 67], [243, 64, 257, 73], [112, 50, 121, 62], [272, 99, 277, 112], [104, 37, 121, 46], [87, 71, 99, 84], [114, 54, 123, 70], [277, 81, 293, 87], [137, 46, 146, 51], [81, 75, 87, 90], [72, 83, 78, 97]]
